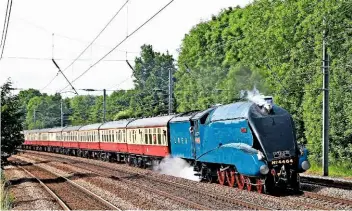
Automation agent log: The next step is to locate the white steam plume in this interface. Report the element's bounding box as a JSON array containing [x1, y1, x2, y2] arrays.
[[241, 87, 272, 110], [153, 156, 201, 181]]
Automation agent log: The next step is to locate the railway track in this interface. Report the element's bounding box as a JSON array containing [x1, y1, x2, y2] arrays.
[[302, 191, 352, 209], [10, 158, 121, 211], [19, 151, 269, 210], [19, 150, 352, 210], [301, 175, 352, 190]]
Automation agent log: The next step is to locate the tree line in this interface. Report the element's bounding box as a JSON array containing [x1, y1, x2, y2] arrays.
[[2, 0, 351, 168]]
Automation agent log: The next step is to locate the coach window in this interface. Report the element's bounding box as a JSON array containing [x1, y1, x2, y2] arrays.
[[158, 128, 162, 145], [162, 130, 167, 145], [144, 129, 148, 144], [116, 130, 119, 142], [148, 129, 152, 144], [134, 130, 137, 143]]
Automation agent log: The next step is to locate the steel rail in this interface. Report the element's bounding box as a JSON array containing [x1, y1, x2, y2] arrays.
[[22, 151, 269, 210], [16, 165, 71, 211], [301, 175, 352, 190], [303, 191, 352, 207], [13, 158, 122, 211]]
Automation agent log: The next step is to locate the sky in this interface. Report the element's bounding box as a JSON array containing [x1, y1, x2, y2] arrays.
[[0, 0, 251, 97]]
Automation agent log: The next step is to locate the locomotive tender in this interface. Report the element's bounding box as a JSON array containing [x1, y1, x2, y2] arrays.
[[23, 101, 310, 193]]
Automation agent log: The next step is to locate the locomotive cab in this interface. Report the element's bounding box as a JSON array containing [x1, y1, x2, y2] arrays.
[[248, 103, 310, 191]]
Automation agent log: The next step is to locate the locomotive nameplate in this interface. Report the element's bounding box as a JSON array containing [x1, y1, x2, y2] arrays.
[[271, 159, 294, 165]]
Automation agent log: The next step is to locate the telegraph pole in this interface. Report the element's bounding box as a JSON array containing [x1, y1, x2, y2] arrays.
[[322, 17, 329, 176], [60, 99, 64, 127], [103, 89, 106, 122], [168, 68, 172, 115]]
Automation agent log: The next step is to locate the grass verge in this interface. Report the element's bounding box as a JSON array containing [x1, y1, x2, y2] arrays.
[[0, 170, 13, 210], [306, 161, 352, 179]]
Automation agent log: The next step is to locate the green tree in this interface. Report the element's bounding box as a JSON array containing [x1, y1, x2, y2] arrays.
[[1, 80, 24, 164], [132, 44, 176, 117], [69, 95, 96, 125], [175, 0, 352, 167]]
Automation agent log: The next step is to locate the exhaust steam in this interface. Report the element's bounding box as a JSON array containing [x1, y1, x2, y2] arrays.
[[153, 156, 201, 181]]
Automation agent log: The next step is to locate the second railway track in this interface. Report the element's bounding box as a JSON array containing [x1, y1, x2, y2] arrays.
[[20, 150, 345, 210], [18, 151, 271, 210], [10, 158, 121, 211]]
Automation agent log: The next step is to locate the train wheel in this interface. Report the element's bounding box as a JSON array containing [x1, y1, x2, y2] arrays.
[[217, 170, 226, 185], [236, 174, 245, 190], [226, 170, 236, 187], [246, 177, 252, 191], [256, 179, 263, 193]]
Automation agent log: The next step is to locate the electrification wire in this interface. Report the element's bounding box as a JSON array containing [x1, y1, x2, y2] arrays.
[[59, 0, 175, 93], [3, 56, 134, 61], [15, 17, 140, 54], [0, 0, 12, 59], [61, 0, 129, 73], [41, 1, 129, 92], [0, 0, 10, 52], [107, 74, 133, 90]]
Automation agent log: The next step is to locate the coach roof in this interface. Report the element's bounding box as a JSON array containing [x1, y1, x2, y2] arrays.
[[100, 119, 132, 129], [49, 127, 65, 133], [127, 115, 175, 128], [63, 125, 83, 132], [79, 123, 103, 131]]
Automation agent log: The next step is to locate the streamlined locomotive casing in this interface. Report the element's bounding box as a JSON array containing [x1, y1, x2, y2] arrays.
[[169, 101, 310, 179]]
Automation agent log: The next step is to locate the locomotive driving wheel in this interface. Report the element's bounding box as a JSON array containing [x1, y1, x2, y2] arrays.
[[217, 170, 226, 185], [256, 179, 263, 193], [226, 170, 236, 187], [236, 174, 245, 190], [246, 177, 252, 191]]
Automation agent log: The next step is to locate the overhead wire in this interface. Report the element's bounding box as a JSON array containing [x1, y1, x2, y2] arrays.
[[15, 17, 140, 54], [0, 0, 10, 52], [59, 0, 175, 93], [3, 56, 134, 61], [61, 0, 129, 73], [41, 0, 130, 92], [0, 0, 13, 59]]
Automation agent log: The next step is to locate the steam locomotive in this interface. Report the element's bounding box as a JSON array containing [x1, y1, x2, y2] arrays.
[[23, 99, 310, 194]]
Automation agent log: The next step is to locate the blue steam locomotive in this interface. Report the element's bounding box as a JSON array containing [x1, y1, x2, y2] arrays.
[[23, 97, 310, 194], [169, 100, 310, 193]]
